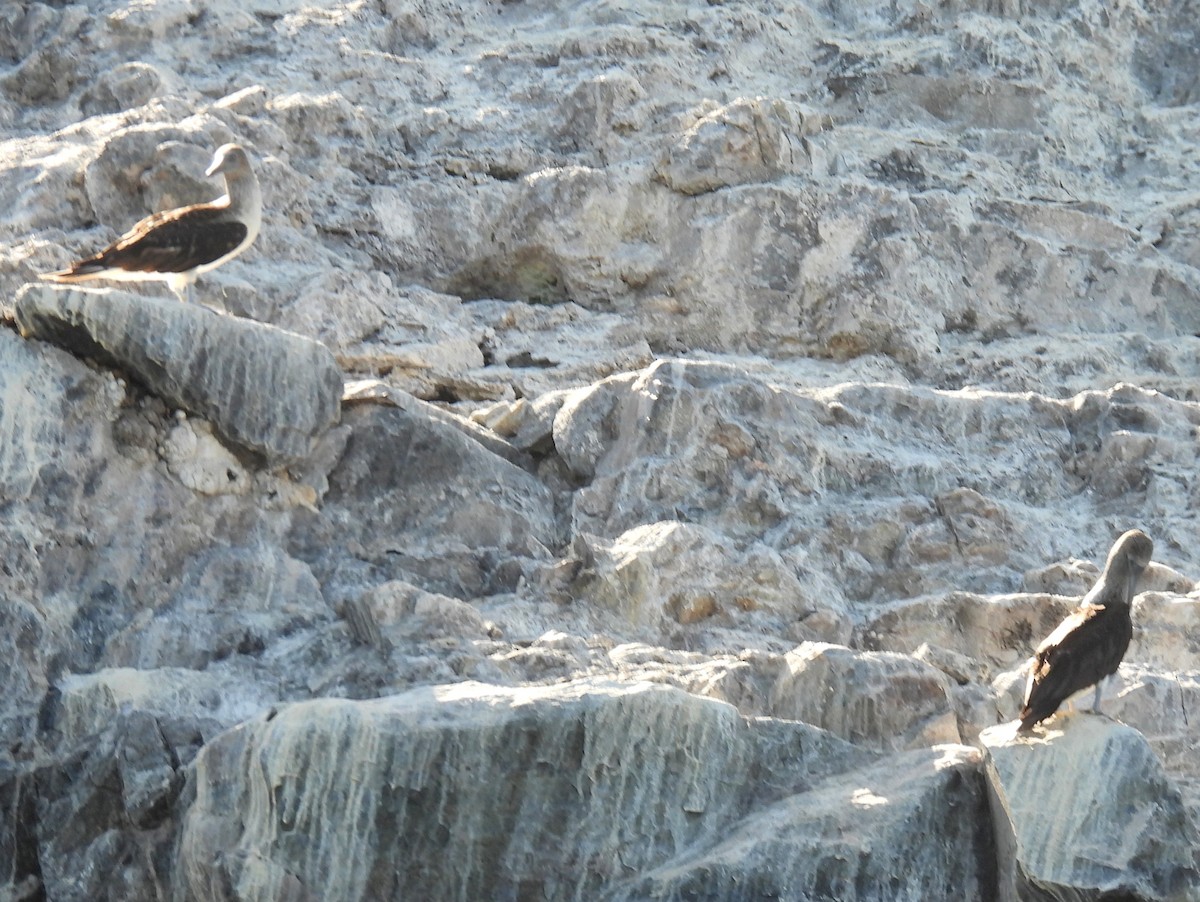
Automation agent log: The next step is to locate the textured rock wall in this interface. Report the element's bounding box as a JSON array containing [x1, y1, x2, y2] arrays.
[[1, 0, 1199, 899]]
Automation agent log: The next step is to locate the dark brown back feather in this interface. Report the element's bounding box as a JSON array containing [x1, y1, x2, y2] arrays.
[[1018, 603, 1133, 729], [69, 206, 247, 275]]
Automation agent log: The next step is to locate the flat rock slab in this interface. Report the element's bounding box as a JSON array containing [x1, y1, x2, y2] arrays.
[[180, 681, 745, 902], [981, 716, 1200, 902], [621, 744, 992, 902], [179, 679, 868, 902], [14, 284, 342, 464]]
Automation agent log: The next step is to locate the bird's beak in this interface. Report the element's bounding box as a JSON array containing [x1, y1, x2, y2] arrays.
[[1126, 565, 1139, 604], [205, 156, 223, 178]]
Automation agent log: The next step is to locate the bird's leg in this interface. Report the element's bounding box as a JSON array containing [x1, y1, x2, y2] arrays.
[[1092, 678, 1105, 716]]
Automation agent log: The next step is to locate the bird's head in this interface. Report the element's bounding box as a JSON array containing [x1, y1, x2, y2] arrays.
[[1106, 528, 1153, 604], [206, 143, 251, 178]]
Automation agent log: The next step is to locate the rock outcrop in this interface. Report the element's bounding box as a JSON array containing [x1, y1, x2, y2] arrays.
[[1, 0, 1199, 897], [179, 679, 993, 902], [14, 284, 342, 464], [624, 743, 993, 902], [982, 717, 1200, 902]]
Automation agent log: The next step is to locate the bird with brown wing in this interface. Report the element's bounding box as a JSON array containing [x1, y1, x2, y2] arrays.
[[39, 143, 261, 307], [1018, 529, 1153, 731]]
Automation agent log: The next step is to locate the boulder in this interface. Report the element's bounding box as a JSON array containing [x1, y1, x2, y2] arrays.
[[619, 744, 993, 902], [981, 716, 1200, 902], [655, 96, 819, 195], [293, 396, 561, 598], [179, 679, 866, 902], [857, 591, 1078, 680], [769, 642, 960, 750], [14, 285, 343, 464]]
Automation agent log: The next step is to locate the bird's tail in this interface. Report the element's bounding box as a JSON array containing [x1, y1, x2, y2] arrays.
[[38, 263, 107, 283]]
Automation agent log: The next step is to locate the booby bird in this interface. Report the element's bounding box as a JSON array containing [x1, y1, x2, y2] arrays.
[[39, 143, 261, 306], [1018, 528, 1153, 731]]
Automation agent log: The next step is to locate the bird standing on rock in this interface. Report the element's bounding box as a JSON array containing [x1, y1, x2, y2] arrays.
[[39, 143, 261, 308], [1018, 528, 1153, 731]]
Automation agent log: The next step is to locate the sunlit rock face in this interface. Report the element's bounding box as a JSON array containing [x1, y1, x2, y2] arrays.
[[180, 681, 989, 902], [981, 717, 1200, 902], [2, 0, 1200, 897]]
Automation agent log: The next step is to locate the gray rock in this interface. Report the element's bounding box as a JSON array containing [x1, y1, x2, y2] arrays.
[[857, 591, 1078, 680], [15, 284, 342, 464], [32, 708, 186, 902], [981, 717, 1200, 902], [80, 127, 218, 235], [617, 744, 993, 902], [101, 544, 330, 669], [769, 642, 960, 750], [4, 0, 1200, 895], [179, 680, 867, 902], [79, 61, 165, 117], [346, 578, 496, 648], [293, 396, 560, 598], [55, 667, 274, 745], [574, 520, 850, 641], [1130, 593, 1200, 670], [655, 96, 818, 196]]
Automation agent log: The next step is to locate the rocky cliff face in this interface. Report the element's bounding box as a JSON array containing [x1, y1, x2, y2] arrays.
[[2, 0, 1199, 900]]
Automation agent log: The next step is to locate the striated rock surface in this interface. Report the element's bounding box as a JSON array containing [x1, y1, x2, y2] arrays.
[[982, 717, 1200, 902], [2, 0, 1200, 897], [179, 680, 872, 902], [14, 284, 342, 464], [292, 396, 560, 600], [769, 641, 960, 751], [622, 743, 994, 902]]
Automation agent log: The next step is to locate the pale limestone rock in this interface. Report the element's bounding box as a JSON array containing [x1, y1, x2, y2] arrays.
[[655, 96, 816, 195], [80, 126, 219, 234], [981, 717, 1200, 902], [555, 359, 1200, 605], [105, 0, 195, 41], [15, 284, 343, 464], [159, 414, 252, 495], [620, 744, 991, 902], [558, 70, 647, 163], [79, 61, 165, 117], [471, 388, 575, 453], [1023, 557, 1104, 595], [180, 680, 865, 902], [470, 395, 530, 436], [347, 578, 495, 646], [770, 642, 960, 750], [308, 283, 487, 400], [463, 298, 655, 400], [575, 520, 850, 641], [267, 91, 372, 157], [0, 5, 89, 105], [341, 378, 527, 466], [1130, 593, 1200, 670]]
